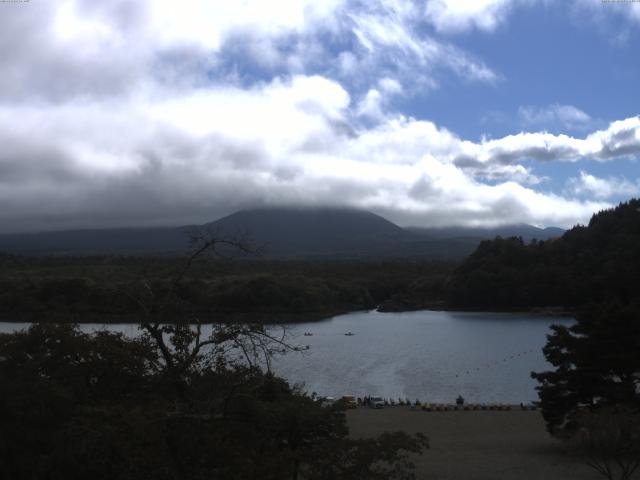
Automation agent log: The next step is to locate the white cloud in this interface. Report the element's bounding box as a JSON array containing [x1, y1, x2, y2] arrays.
[[567, 171, 640, 199], [0, 76, 617, 232], [423, 0, 640, 35], [572, 0, 640, 27], [565, 0, 640, 47], [454, 116, 640, 168], [355, 79, 403, 121], [424, 0, 517, 33], [147, 0, 344, 51], [356, 89, 385, 120], [348, 5, 499, 86], [423, 0, 640, 37], [378, 77, 403, 94], [0, 0, 499, 108], [0, 0, 632, 233], [518, 104, 592, 130]]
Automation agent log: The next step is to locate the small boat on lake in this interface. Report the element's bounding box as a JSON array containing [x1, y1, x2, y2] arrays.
[[344, 332, 355, 336]]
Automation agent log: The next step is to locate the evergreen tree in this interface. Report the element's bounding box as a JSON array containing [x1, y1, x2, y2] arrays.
[[532, 303, 640, 435]]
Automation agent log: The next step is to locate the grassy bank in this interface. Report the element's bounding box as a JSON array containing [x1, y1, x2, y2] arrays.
[[348, 407, 604, 480]]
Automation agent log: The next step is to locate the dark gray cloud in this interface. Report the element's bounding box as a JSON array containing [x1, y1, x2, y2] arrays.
[[408, 176, 442, 200], [0, 3, 149, 104], [0, 135, 83, 185]]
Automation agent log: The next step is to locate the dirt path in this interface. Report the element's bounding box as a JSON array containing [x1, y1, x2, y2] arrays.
[[347, 407, 616, 480]]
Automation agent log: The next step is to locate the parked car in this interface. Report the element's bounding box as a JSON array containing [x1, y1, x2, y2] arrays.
[[369, 396, 385, 409], [319, 396, 335, 408], [340, 395, 357, 409]]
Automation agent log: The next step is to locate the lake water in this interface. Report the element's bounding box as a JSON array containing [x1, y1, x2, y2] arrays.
[[0, 310, 573, 403]]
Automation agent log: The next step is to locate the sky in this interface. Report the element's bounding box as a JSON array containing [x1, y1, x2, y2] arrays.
[[1, 0, 639, 233]]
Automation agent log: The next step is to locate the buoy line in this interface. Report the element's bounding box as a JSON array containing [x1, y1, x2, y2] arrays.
[[453, 347, 538, 378]]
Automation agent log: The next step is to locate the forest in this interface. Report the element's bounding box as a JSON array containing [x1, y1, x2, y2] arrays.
[[448, 199, 640, 311], [0, 322, 428, 479], [0, 255, 454, 322]]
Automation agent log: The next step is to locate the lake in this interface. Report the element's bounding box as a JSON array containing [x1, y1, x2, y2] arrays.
[[0, 310, 573, 403]]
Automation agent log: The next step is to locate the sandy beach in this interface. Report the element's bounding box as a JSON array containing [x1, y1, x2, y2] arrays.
[[347, 406, 621, 480]]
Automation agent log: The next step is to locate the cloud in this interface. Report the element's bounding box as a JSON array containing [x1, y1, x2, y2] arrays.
[[424, 0, 519, 34], [518, 104, 592, 130], [0, 76, 615, 232], [331, 0, 500, 95], [147, 0, 345, 51], [0, 1, 629, 233], [424, 0, 640, 38], [378, 77, 403, 94], [424, 0, 640, 39], [0, 2, 151, 104], [454, 116, 640, 168], [0, 0, 348, 103], [572, 0, 640, 43], [0, 0, 499, 108], [356, 89, 385, 120], [355, 79, 403, 121], [566, 171, 640, 199]]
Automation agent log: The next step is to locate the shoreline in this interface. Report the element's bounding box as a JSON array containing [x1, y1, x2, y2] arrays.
[[0, 309, 355, 325], [0, 305, 574, 324], [379, 303, 575, 317]]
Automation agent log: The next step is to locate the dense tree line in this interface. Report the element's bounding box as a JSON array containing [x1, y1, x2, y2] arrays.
[[448, 199, 640, 310], [0, 256, 453, 322], [0, 323, 428, 479], [0, 275, 374, 321]]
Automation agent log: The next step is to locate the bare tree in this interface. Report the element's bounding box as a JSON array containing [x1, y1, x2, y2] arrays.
[[119, 227, 300, 383]]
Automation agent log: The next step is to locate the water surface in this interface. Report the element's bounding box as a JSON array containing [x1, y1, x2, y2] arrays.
[[0, 310, 572, 403], [270, 310, 572, 403]]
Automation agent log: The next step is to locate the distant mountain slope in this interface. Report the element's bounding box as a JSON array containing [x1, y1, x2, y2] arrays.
[[0, 208, 410, 257], [0, 208, 564, 259], [207, 208, 411, 256], [406, 224, 564, 242], [0, 227, 191, 254], [399, 224, 564, 260]]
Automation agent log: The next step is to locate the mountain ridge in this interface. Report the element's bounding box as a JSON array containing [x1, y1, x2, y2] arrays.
[[0, 207, 564, 259]]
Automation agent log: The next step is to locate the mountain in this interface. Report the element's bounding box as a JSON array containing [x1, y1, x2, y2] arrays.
[[0, 208, 564, 259], [206, 208, 411, 257], [405, 224, 565, 242], [0, 227, 191, 255], [0, 208, 411, 257], [399, 224, 564, 260]]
